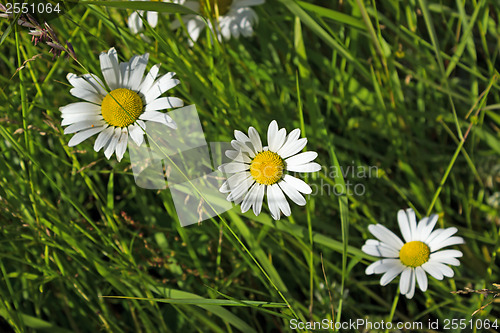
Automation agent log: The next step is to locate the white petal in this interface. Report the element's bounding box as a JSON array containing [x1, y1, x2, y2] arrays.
[[139, 64, 161, 94], [64, 120, 106, 134], [267, 184, 280, 220], [368, 224, 404, 251], [278, 138, 307, 159], [278, 180, 306, 206], [222, 171, 252, 192], [61, 109, 100, 118], [399, 267, 412, 294], [128, 121, 145, 146], [60, 102, 101, 115], [145, 97, 184, 111], [234, 130, 250, 144], [67, 73, 106, 96], [234, 192, 245, 205], [266, 120, 278, 149], [144, 74, 180, 104], [366, 260, 386, 275], [430, 249, 463, 259], [418, 214, 439, 241], [253, 184, 265, 216], [94, 126, 115, 152], [425, 228, 445, 245], [115, 128, 128, 162], [286, 162, 321, 173], [397, 209, 412, 243], [239, 10, 257, 37], [81, 73, 107, 95], [70, 88, 102, 104], [277, 128, 301, 156], [231, 140, 255, 157], [361, 243, 400, 258], [403, 269, 416, 299], [227, 150, 252, 163], [241, 182, 259, 213], [104, 128, 122, 159], [415, 217, 428, 241], [285, 151, 318, 166], [429, 236, 464, 252], [220, 17, 234, 40], [219, 181, 230, 193], [431, 256, 461, 266], [366, 259, 402, 275], [415, 266, 428, 292], [218, 162, 249, 174], [365, 239, 380, 246], [100, 48, 121, 90], [269, 128, 286, 152], [128, 53, 150, 91], [186, 17, 205, 42], [379, 263, 405, 286], [68, 126, 105, 146], [120, 61, 132, 88], [440, 265, 455, 277], [283, 175, 312, 194], [426, 227, 459, 249], [147, 11, 158, 28], [421, 262, 444, 280], [226, 175, 254, 202], [269, 183, 290, 217], [139, 111, 177, 129], [61, 114, 103, 126], [248, 127, 262, 152], [406, 209, 418, 241], [225, 149, 239, 159], [425, 262, 455, 278], [128, 11, 143, 34], [220, 181, 234, 194]]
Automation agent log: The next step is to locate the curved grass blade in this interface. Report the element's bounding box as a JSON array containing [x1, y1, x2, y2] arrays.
[[79, 1, 199, 16]]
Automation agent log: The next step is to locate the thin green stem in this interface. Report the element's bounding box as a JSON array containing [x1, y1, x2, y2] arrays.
[[385, 289, 400, 333]]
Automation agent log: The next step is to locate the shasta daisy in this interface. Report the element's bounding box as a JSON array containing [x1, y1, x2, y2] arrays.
[[171, 0, 264, 43], [219, 120, 321, 220], [60, 48, 182, 161], [362, 208, 464, 299]]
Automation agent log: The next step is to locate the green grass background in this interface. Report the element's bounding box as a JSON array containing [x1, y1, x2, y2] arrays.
[[0, 0, 499, 332]]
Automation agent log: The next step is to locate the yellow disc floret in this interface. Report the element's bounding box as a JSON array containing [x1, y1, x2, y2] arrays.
[[101, 88, 143, 128], [399, 241, 430, 267], [200, 0, 233, 17], [250, 151, 285, 185]]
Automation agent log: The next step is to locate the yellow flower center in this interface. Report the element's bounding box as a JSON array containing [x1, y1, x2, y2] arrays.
[[101, 88, 143, 128], [200, 0, 233, 17], [249, 151, 285, 185], [399, 241, 430, 267]]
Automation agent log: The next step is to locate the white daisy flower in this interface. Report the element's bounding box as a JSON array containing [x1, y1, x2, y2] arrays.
[[362, 208, 464, 299], [172, 0, 264, 43], [127, 0, 166, 35], [60, 47, 183, 162], [219, 120, 321, 220]]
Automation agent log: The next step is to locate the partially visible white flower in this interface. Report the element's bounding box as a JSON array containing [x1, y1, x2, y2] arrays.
[[486, 192, 500, 223], [362, 209, 464, 299], [219, 120, 321, 220], [128, 0, 167, 34], [171, 0, 264, 43], [60, 48, 183, 162]]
